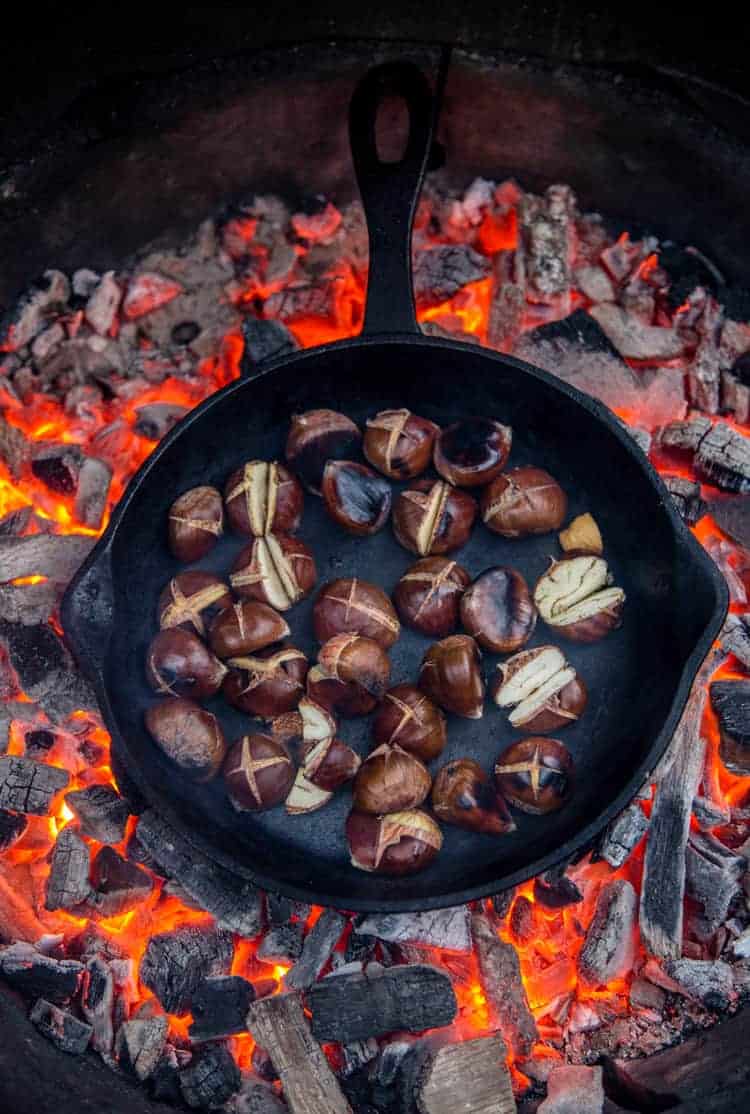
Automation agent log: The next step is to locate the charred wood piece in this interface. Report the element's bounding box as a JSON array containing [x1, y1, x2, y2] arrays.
[[487, 249, 525, 352], [662, 958, 734, 1010], [45, 825, 91, 910], [81, 954, 114, 1059], [658, 417, 712, 454], [0, 941, 82, 1002], [0, 581, 59, 626], [74, 457, 112, 529], [257, 924, 304, 965], [88, 847, 154, 917], [30, 998, 92, 1055], [0, 807, 27, 850], [0, 416, 31, 480], [661, 475, 706, 526], [65, 784, 129, 844], [413, 245, 491, 308], [0, 535, 94, 589], [685, 830, 745, 939], [133, 403, 188, 441], [189, 975, 255, 1042], [597, 801, 649, 868], [0, 620, 71, 700], [539, 1064, 604, 1114], [721, 613, 750, 670], [241, 317, 299, 370], [589, 303, 684, 362], [692, 794, 730, 829], [0, 269, 70, 351], [227, 1078, 289, 1113], [578, 879, 637, 986], [354, 907, 472, 953], [519, 185, 575, 306], [533, 871, 583, 909], [179, 1041, 240, 1109], [710, 679, 750, 773], [687, 297, 723, 413], [340, 1038, 379, 1079], [471, 910, 537, 1056], [139, 925, 233, 1014], [265, 281, 337, 324], [116, 1014, 168, 1081], [416, 1034, 515, 1114], [31, 444, 82, 495], [285, 909, 347, 991], [265, 892, 311, 927]]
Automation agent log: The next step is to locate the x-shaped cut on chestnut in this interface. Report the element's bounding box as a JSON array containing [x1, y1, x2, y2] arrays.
[[161, 581, 228, 636], [322, 577, 399, 635], [399, 560, 461, 618], [224, 737, 291, 806], [383, 690, 431, 738], [366, 409, 417, 472], [495, 743, 560, 801]]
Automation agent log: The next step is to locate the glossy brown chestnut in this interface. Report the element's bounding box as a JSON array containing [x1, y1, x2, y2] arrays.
[[167, 485, 224, 562], [285, 409, 362, 493], [371, 684, 447, 762], [230, 534, 317, 610], [321, 460, 392, 535], [346, 809, 443, 875], [269, 696, 337, 749], [312, 577, 400, 649], [306, 666, 378, 718], [352, 744, 431, 814], [393, 557, 471, 637], [224, 460, 303, 537], [491, 645, 587, 733], [145, 698, 226, 782], [223, 646, 308, 718], [419, 634, 485, 719], [434, 417, 512, 487], [223, 733, 295, 812], [158, 572, 232, 637], [146, 629, 227, 700], [494, 737, 573, 815], [534, 554, 625, 643], [460, 567, 537, 653], [363, 408, 439, 480], [307, 634, 391, 718], [392, 479, 477, 556], [432, 758, 515, 835], [481, 466, 567, 538], [208, 601, 290, 659]]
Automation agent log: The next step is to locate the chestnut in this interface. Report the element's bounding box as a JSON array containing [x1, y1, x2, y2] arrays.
[[534, 555, 625, 643], [494, 737, 573, 815], [460, 567, 537, 653], [392, 479, 476, 556], [432, 758, 515, 835], [146, 628, 227, 700], [269, 696, 337, 749], [230, 534, 316, 610], [434, 417, 512, 487], [352, 744, 431, 814], [168, 485, 224, 562], [223, 733, 295, 812], [393, 557, 471, 637], [223, 646, 308, 718], [371, 684, 447, 763], [346, 809, 442, 875], [491, 645, 587, 733], [158, 572, 232, 637], [286, 732, 362, 815], [224, 460, 303, 537], [209, 601, 290, 659], [145, 698, 226, 782], [313, 577, 400, 649], [321, 460, 391, 535], [419, 634, 485, 719], [559, 512, 603, 556], [363, 408, 439, 479], [285, 409, 362, 493], [307, 634, 390, 717], [481, 466, 567, 538]]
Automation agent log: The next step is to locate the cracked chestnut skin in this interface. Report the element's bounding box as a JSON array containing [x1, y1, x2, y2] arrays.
[[285, 409, 362, 493], [393, 556, 471, 637], [158, 572, 232, 637], [146, 628, 227, 700], [432, 758, 515, 835], [363, 408, 439, 480], [168, 485, 224, 562], [222, 645, 309, 718], [321, 460, 392, 536], [481, 466, 567, 538], [434, 417, 512, 487], [346, 809, 443, 875], [371, 684, 447, 762], [460, 566, 537, 653], [392, 478, 477, 556], [313, 577, 400, 649], [494, 736, 573, 815]]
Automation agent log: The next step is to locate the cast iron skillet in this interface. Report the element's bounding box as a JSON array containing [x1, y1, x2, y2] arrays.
[[62, 61, 728, 912]]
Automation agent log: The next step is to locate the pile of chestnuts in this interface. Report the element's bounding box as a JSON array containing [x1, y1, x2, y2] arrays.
[[144, 405, 626, 878]]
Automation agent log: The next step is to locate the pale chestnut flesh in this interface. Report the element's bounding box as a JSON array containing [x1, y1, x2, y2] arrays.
[[534, 555, 625, 643], [491, 644, 587, 732], [230, 534, 316, 610], [346, 809, 443, 875]]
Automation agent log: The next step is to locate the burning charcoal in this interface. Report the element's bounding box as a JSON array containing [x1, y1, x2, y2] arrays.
[[30, 444, 82, 495], [0, 618, 70, 697], [0, 756, 68, 814], [658, 416, 712, 455], [139, 925, 233, 1013], [710, 679, 750, 773], [122, 272, 183, 319], [574, 264, 615, 303], [509, 896, 535, 946], [519, 185, 575, 308], [265, 892, 311, 927], [45, 825, 91, 910], [65, 784, 129, 844], [252, 1043, 278, 1082], [264, 280, 337, 324], [0, 270, 70, 351], [0, 506, 33, 537], [687, 297, 723, 413], [149, 1044, 184, 1104], [413, 245, 491, 308], [88, 847, 154, 917], [662, 475, 706, 526], [257, 924, 303, 965], [629, 976, 666, 1012], [471, 910, 537, 1056], [721, 613, 750, 670], [340, 1038, 378, 1079], [306, 964, 456, 1042], [345, 932, 377, 966], [241, 317, 299, 370], [116, 1014, 168, 1080], [662, 958, 734, 1010], [685, 831, 745, 939], [721, 368, 750, 425], [533, 870, 583, 909], [189, 975, 255, 1042], [30, 998, 92, 1055], [72, 268, 100, 300], [133, 402, 188, 440], [695, 422, 750, 493], [0, 535, 94, 589], [490, 889, 516, 920], [74, 457, 112, 529], [0, 808, 26, 850], [81, 954, 114, 1058], [692, 794, 730, 830], [487, 250, 525, 352], [180, 1042, 241, 1109], [0, 416, 31, 480], [538, 1064, 604, 1114], [578, 879, 637, 986], [589, 303, 684, 362], [31, 322, 65, 363], [226, 1078, 288, 1114], [0, 941, 82, 1001], [0, 581, 58, 626], [285, 908, 347, 991], [84, 271, 121, 335], [416, 1034, 515, 1114], [354, 907, 471, 953], [597, 801, 649, 868]]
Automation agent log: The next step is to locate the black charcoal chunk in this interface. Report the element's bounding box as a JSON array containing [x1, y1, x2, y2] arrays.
[[0, 755, 68, 814], [180, 1042, 241, 1109], [413, 245, 491, 307], [285, 909, 346, 991], [140, 926, 234, 1014], [30, 998, 92, 1054], [88, 846, 154, 916], [354, 907, 471, 952], [189, 975, 255, 1042], [116, 1014, 168, 1081], [241, 317, 299, 370], [65, 783, 130, 844], [45, 826, 91, 910], [0, 807, 27, 850], [257, 924, 303, 966], [0, 942, 82, 1002]]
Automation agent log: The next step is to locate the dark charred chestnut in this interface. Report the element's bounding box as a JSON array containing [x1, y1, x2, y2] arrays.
[[224, 460, 303, 537], [208, 601, 290, 659], [419, 634, 485, 719], [346, 809, 442, 875], [146, 628, 227, 699], [352, 744, 431, 814], [534, 555, 625, 643], [460, 567, 537, 653], [223, 734, 295, 812], [363, 408, 439, 479], [392, 556, 471, 637], [481, 466, 567, 538], [392, 479, 477, 556], [145, 698, 226, 782], [230, 534, 317, 610], [285, 409, 362, 493], [321, 460, 391, 535], [491, 645, 587, 733], [371, 684, 447, 762], [432, 758, 515, 835], [307, 634, 391, 717], [223, 646, 308, 718], [434, 417, 512, 487], [313, 577, 400, 649], [168, 485, 224, 562], [494, 737, 573, 815], [158, 572, 232, 637]]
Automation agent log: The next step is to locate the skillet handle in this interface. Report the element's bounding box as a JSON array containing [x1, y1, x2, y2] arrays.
[[349, 61, 437, 337], [60, 545, 114, 687]]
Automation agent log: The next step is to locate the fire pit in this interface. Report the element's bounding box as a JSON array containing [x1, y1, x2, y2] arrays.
[[1, 35, 750, 1114]]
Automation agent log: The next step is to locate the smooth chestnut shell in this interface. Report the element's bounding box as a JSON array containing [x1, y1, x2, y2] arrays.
[[307, 667, 379, 718], [145, 698, 226, 782], [434, 417, 512, 487], [223, 733, 295, 812], [300, 735, 361, 791], [392, 479, 476, 556], [393, 557, 471, 637], [146, 628, 227, 700], [321, 460, 392, 535], [432, 758, 515, 835], [208, 601, 290, 659], [481, 466, 567, 538], [168, 485, 224, 562], [495, 736, 573, 815], [313, 577, 400, 649], [346, 809, 443, 875], [230, 534, 317, 610], [224, 460, 303, 537], [363, 409, 439, 479], [317, 634, 391, 699], [352, 744, 431, 814], [223, 646, 308, 718], [285, 409, 361, 493], [371, 684, 447, 762], [460, 567, 537, 653], [419, 634, 485, 719], [158, 571, 232, 637]]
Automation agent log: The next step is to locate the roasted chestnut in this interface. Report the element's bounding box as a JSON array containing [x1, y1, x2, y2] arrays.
[[363, 408, 439, 479], [224, 460, 303, 537], [230, 534, 316, 610], [432, 758, 515, 835], [481, 466, 567, 538], [494, 737, 573, 815], [559, 512, 603, 555], [146, 629, 227, 700], [269, 696, 337, 749], [434, 417, 512, 487], [460, 567, 537, 653], [145, 698, 226, 782], [371, 684, 447, 762], [392, 557, 471, 637], [285, 409, 362, 493], [491, 644, 587, 733], [307, 634, 390, 717], [223, 646, 308, 718], [392, 479, 477, 556], [313, 577, 400, 649], [223, 733, 295, 812], [285, 733, 362, 814], [321, 460, 392, 535], [534, 555, 625, 642], [419, 634, 485, 719], [158, 572, 232, 637], [168, 485, 224, 562], [209, 601, 290, 659], [346, 809, 443, 875], [352, 744, 431, 814]]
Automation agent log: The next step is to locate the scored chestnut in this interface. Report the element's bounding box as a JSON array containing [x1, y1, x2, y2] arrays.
[[392, 479, 477, 556], [269, 695, 337, 749], [223, 646, 309, 718], [419, 634, 485, 719], [313, 577, 400, 649], [223, 733, 295, 812], [371, 684, 447, 763], [230, 534, 317, 610], [145, 698, 226, 782], [434, 417, 512, 487], [363, 408, 439, 479], [432, 758, 515, 835], [534, 554, 625, 642], [307, 634, 390, 717], [393, 557, 471, 638], [224, 460, 303, 537], [352, 744, 431, 814], [460, 567, 537, 653], [346, 809, 443, 875], [494, 737, 573, 815], [481, 466, 567, 538], [168, 485, 224, 562], [321, 460, 392, 536], [286, 734, 362, 815], [146, 628, 227, 700], [209, 601, 290, 659], [158, 572, 232, 637], [491, 644, 587, 733], [285, 409, 362, 493]]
